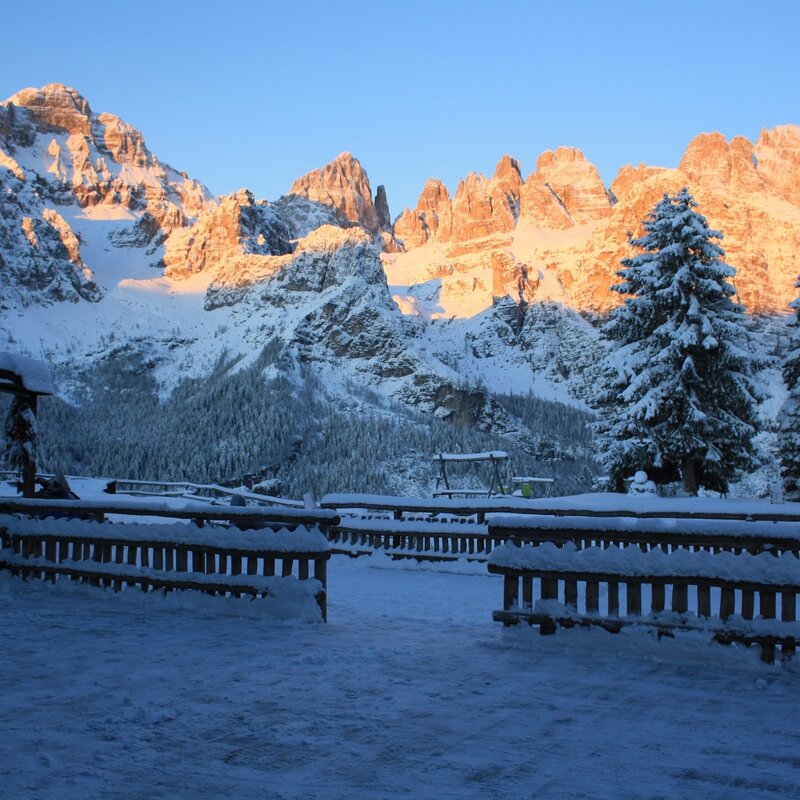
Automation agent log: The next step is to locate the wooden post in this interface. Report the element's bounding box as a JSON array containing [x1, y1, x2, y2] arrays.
[[565, 579, 578, 612], [314, 558, 328, 622], [672, 583, 688, 614], [503, 573, 519, 611], [650, 582, 665, 613], [742, 589, 755, 620], [522, 575, 533, 611], [608, 581, 619, 617], [586, 580, 599, 613], [720, 587, 735, 621], [697, 583, 711, 618], [627, 581, 641, 616]]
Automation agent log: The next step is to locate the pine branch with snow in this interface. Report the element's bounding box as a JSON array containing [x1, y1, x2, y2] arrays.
[[778, 277, 800, 499]]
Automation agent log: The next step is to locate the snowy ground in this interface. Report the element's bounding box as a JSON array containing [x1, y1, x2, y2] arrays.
[[2, 552, 799, 799]]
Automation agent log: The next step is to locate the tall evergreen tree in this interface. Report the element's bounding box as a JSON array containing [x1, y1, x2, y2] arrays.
[[779, 278, 800, 500], [592, 188, 763, 494]]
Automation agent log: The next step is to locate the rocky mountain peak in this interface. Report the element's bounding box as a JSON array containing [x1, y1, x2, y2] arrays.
[[5, 83, 93, 136], [393, 178, 454, 248], [753, 124, 800, 206], [535, 146, 613, 225], [493, 154, 523, 185], [374, 184, 392, 232], [678, 131, 765, 195], [288, 151, 380, 236]]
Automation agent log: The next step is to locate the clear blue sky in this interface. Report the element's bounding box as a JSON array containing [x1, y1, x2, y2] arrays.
[[3, 1, 798, 216]]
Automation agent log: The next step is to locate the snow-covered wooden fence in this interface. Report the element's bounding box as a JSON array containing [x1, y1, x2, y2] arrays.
[[0, 499, 338, 621], [321, 494, 800, 564], [487, 514, 800, 556], [105, 478, 305, 508], [321, 493, 565, 525], [326, 515, 498, 561], [489, 531, 800, 664]]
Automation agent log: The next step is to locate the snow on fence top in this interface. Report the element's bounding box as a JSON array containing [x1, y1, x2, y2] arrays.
[[488, 541, 800, 587], [320, 492, 800, 521], [0, 514, 331, 553], [431, 451, 508, 462], [334, 515, 487, 536], [0, 497, 339, 527], [110, 479, 305, 509], [1, 552, 325, 594], [488, 513, 800, 540], [320, 493, 542, 513], [498, 492, 800, 520], [0, 351, 56, 395]]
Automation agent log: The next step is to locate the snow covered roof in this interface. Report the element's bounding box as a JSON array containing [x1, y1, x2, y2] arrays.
[[431, 451, 509, 462], [0, 352, 56, 396]]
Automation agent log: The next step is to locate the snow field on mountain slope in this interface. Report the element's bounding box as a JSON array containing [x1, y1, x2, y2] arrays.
[[1, 556, 798, 799]]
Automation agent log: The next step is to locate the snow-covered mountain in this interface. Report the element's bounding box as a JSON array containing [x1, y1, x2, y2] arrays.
[[0, 83, 794, 491], [0, 84, 596, 420]]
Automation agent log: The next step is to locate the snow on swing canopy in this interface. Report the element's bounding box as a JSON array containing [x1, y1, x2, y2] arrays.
[[0, 351, 57, 396], [431, 451, 509, 462]]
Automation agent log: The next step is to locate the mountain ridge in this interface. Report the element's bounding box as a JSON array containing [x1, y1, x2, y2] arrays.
[[0, 83, 794, 438]]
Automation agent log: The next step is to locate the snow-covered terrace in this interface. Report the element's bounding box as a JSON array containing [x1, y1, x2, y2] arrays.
[[1, 480, 799, 798]]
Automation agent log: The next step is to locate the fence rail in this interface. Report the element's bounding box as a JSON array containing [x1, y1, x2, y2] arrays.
[[0, 498, 336, 620], [0, 471, 305, 509]]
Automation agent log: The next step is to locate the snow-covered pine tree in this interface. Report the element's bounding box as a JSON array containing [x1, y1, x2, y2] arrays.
[[779, 277, 800, 500], [592, 188, 763, 495], [4, 395, 37, 484]]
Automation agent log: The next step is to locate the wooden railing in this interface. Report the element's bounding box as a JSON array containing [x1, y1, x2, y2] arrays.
[[0, 471, 306, 508], [105, 478, 305, 508], [321, 493, 800, 525], [488, 514, 800, 557], [0, 497, 337, 529], [0, 499, 338, 621], [488, 533, 800, 664], [321, 494, 800, 563], [327, 515, 499, 561]]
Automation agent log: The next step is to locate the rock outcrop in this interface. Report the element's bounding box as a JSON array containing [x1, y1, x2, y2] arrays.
[[394, 178, 453, 247], [6, 84, 93, 136], [216, 224, 508, 426], [753, 125, 800, 207], [288, 152, 381, 236], [374, 185, 392, 232], [0, 162, 100, 308], [164, 189, 292, 281], [534, 147, 613, 225]]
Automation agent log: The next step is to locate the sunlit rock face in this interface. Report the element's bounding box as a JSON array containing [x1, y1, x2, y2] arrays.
[[163, 189, 292, 281], [0, 83, 223, 308], [753, 125, 800, 207], [6, 84, 93, 136], [535, 147, 613, 225], [394, 178, 453, 247], [387, 128, 800, 317], [4, 83, 214, 231], [288, 152, 382, 236]]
